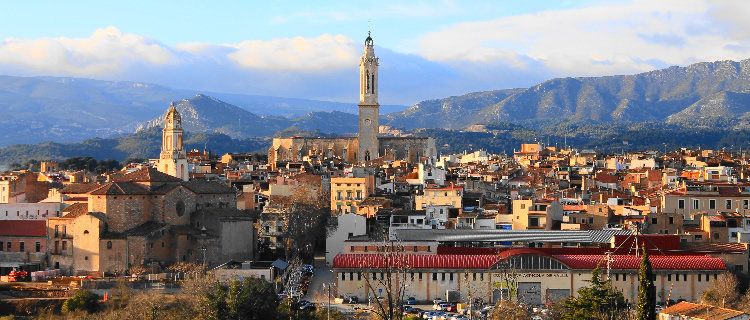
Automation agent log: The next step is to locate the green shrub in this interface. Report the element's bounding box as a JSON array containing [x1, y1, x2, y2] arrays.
[[62, 289, 99, 313]]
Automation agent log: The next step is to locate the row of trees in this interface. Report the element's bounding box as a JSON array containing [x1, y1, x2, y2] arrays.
[[42, 274, 346, 320]]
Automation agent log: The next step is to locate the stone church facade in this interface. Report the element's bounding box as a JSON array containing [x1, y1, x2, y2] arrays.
[[268, 33, 437, 169], [47, 108, 255, 276]]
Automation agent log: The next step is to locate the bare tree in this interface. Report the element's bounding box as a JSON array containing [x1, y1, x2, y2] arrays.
[[354, 239, 411, 320]]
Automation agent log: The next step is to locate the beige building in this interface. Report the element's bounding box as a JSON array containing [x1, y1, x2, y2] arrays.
[[415, 186, 463, 210], [333, 247, 727, 305], [330, 176, 374, 214], [0, 171, 50, 204], [512, 199, 563, 230], [663, 182, 750, 218]]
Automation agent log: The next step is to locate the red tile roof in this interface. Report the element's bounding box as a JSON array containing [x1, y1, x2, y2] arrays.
[[0, 220, 46, 237], [553, 255, 726, 271], [332, 254, 500, 269]]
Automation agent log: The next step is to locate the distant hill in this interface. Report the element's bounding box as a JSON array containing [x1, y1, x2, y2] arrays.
[[0, 75, 405, 146], [385, 59, 750, 129], [0, 127, 269, 169], [136, 95, 360, 138]]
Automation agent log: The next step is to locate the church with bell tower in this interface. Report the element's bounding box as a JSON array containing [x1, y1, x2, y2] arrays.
[[157, 103, 189, 181], [358, 32, 380, 162], [267, 32, 437, 169]]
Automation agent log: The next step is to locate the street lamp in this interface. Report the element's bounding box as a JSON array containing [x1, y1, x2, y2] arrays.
[[323, 282, 337, 320]]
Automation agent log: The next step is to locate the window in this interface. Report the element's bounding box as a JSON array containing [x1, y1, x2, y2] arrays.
[[678, 199, 685, 209], [449, 273, 454, 281], [176, 200, 185, 217], [529, 217, 539, 227], [669, 217, 674, 224], [693, 199, 699, 209], [744, 199, 749, 210], [62, 241, 67, 250], [341, 273, 345, 281], [19, 242, 24, 252], [698, 274, 702, 282], [651, 217, 657, 224], [432, 273, 437, 281], [441, 273, 446, 281], [668, 274, 672, 281], [623, 274, 627, 281], [709, 199, 716, 210], [35, 242, 40, 252], [5, 242, 10, 251], [107, 241, 112, 249], [726, 199, 732, 210], [419, 273, 423, 280], [83, 230, 89, 235], [520, 203, 526, 209], [473, 273, 477, 281], [683, 274, 687, 281]]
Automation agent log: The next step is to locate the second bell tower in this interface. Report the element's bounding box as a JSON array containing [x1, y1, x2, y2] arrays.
[[358, 32, 379, 163]]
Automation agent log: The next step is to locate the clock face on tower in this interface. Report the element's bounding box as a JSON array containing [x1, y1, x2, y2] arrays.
[[364, 118, 371, 125]]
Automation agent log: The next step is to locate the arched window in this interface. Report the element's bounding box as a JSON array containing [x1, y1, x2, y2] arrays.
[[371, 73, 375, 94], [176, 200, 185, 217], [180, 164, 185, 177], [83, 230, 89, 235], [365, 70, 370, 92], [106, 241, 112, 249]]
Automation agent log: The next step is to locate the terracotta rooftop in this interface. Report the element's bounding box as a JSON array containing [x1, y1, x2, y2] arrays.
[[183, 181, 235, 194], [0, 220, 46, 237], [113, 167, 182, 183], [60, 183, 101, 194], [61, 203, 88, 219], [89, 182, 151, 195]]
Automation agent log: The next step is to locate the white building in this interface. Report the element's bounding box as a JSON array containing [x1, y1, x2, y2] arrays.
[[325, 213, 367, 265], [0, 202, 64, 220]]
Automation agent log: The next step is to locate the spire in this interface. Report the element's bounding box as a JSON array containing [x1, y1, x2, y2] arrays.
[[365, 31, 373, 47]]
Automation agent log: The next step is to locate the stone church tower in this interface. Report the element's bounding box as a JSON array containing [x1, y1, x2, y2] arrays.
[[157, 103, 189, 181], [358, 32, 379, 163]]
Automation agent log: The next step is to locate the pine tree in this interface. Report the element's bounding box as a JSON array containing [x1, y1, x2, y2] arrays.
[[637, 248, 656, 320]]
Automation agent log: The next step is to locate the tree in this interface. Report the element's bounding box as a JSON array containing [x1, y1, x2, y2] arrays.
[[562, 267, 626, 320], [62, 289, 99, 313], [637, 248, 656, 320], [356, 239, 410, 320], [491, 301, 531, 320], [207, 283, 229, 320], [224, 277, 279, 320], [702, 273, 740, 309]]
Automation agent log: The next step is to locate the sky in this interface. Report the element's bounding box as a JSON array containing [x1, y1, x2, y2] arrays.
[[1, 0, 749, 105]]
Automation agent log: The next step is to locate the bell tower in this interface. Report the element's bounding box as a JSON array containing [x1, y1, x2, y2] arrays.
[[358, 32, 379, 163], [157, 103, 189, 181]]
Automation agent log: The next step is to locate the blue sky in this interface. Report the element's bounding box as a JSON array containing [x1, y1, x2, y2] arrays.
[[1, 0, 749, 105]]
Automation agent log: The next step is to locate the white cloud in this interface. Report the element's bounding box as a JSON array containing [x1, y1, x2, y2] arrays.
[[418, 0, 750, 77], [0, 27, 174, 75], [226, 34, 358, 72]]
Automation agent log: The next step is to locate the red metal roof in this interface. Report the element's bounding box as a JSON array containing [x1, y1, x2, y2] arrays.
[[332, 254, 500, 269], [553, 255, 726, 271], [0, 220, 47, 237]]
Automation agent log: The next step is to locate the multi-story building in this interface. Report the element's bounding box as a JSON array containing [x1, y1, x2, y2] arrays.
[[663, 182, 750, 218], [330, 176, 374, 214], [0, 171, 50, 203], [511, 199, 563, 230], [415, 185, 463, 210]]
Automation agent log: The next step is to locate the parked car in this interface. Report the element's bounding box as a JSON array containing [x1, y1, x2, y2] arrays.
[[345, 296, 359, 304], [406, 297, 417, 305], [302, 264, 314, 273], [298, 301, 316, 311]]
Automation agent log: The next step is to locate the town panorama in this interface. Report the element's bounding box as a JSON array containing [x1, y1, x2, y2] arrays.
[[2, 2, 750, 320]]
